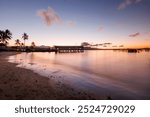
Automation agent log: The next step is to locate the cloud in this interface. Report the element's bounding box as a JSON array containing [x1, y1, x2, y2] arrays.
[[97, 26, 104, 32], [81, 42, 91, 46], [118, 0, 142, 10], [129, 32, 140, 37], [37, 7, 61, 26]]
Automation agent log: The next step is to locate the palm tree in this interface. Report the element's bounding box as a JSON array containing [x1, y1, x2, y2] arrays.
[[0, 29, 12, 45], [15, 39, 21, 51], [31, 42, 36, 51], [20, 42, 25, 51], [31, 42, 35, 47], [0, 30, 3, 42], [20, 43, 24, 47], [15, 39, 21, 47], [22, 33, 28, 46]]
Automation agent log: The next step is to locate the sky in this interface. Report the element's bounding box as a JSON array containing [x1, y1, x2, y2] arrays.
[[0, 0, 150, 48]]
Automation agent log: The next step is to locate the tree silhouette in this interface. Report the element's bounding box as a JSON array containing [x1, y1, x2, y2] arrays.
[[20, 43, 24, 46], [22, 33, 28, 46], [31, 42, 35, 47], [81, 42, 91, 47], [0, 29, 12, 45], [15, 39, 21, 47], [30, 42, 36, 51]]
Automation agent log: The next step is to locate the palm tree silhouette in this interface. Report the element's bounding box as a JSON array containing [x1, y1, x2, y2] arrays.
[[31, 42, 35, 47], [15, 39, 21, 47], [31, 42, 36, 51], [20, 43, 24, 46], [0, 29, 12, 45], [0, 30, 3, 42], [22, 33, 28, 46], [15, 39, 21, 51]]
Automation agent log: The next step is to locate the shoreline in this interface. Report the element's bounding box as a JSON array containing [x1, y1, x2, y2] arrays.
[[0, 52, 104, 100]]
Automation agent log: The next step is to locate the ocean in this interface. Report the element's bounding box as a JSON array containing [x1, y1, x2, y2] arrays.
[[8, 50, 150, 99]]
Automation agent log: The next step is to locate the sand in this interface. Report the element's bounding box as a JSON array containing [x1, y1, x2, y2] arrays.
[[0, 52, 104, 100]]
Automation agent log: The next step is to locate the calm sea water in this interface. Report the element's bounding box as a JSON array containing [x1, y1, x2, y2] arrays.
[[8, 50, 150, 99]]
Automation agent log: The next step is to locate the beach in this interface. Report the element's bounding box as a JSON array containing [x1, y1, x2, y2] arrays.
[[1, 51, 150, 100], [0, 52, 102, 100]]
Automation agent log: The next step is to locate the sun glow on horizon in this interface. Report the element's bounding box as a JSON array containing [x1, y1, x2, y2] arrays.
[[1, 0, 150, 48]]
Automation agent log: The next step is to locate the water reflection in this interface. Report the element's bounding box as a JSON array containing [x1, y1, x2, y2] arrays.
[[8, 50, 150, 99]]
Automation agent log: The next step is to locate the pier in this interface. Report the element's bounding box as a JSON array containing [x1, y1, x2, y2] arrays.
[[54, 46, 84, 53]]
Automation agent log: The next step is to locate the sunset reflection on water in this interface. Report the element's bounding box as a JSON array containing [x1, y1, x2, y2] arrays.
[[9, 50, 150, 99]]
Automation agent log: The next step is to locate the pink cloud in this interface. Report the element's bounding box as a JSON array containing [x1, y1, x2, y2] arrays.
[[118, 0, 142, 10], [129, 32, 140, 37], [37, 7, 61, 26]]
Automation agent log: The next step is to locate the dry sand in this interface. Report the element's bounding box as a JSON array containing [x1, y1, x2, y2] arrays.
[[0, 52, 104, 100]]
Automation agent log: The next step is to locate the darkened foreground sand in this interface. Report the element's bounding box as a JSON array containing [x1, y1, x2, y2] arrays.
[[0, 52, 105, 100]]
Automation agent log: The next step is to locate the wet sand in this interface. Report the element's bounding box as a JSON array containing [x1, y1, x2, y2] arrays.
[[0, 52, 104, 100]]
